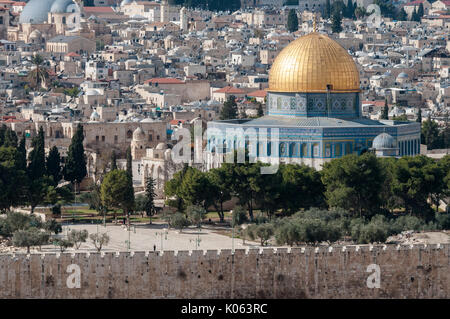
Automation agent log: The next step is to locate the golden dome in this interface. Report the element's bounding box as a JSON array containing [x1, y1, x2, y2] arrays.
[[268, 32, 360, 93]]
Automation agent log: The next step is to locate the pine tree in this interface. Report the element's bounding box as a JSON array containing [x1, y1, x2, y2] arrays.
[[381, 99, 389, 120], [331, 12, 343, 33], [220, 95, 238, 120], [287, 9, 299, 33], [144, 177, 156, 224], [46, 146, 62, 186], [64, 124, 87, 190], [110, 151, 117, 171]]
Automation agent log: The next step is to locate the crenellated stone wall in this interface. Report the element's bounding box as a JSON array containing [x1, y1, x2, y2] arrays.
[[0, 244, 449, 299]]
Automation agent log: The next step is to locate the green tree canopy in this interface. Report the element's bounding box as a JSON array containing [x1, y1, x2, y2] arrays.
[[321, 153, 385, 217]]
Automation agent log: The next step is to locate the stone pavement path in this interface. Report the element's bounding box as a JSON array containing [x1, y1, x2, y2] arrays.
[[36, 222, 261, 253]]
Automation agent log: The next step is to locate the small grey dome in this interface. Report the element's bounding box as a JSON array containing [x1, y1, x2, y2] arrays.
[[397, 72, 409, 79], [372, 133, 396, 149], [19, 0, 55, 24], [50, 0, 79, 14]]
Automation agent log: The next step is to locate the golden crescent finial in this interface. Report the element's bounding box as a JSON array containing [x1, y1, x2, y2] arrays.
[[313, 13, 317, 32]]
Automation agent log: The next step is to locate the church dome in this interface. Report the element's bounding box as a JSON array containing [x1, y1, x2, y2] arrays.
[[268, 32, 360, 93], [29, 30, 42, 39], [120, 0, 133, 6], [50, 0, 80, 14], [133, 127, 145, 141], [372, 133, 396, 149], [19, 0, 55, 24]]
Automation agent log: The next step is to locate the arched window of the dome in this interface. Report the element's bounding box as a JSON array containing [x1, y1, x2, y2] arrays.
[[335, 144, 342, 157], [289, 143, 296, 157]]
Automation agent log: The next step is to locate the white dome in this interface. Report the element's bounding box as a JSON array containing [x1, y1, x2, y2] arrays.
[[156, 143, 167, 150], [85, 89, 102, 96], [133, 127, 145, 141], [372, 133, 396, 150], [90, 111, 100, 121]]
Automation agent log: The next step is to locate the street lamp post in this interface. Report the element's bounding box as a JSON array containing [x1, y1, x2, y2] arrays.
[[231, 210, 234, 254]]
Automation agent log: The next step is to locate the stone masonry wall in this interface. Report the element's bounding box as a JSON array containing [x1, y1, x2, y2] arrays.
[[0, 244, 449, 299]]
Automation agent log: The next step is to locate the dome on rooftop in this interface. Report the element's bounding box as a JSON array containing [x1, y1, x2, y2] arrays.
[[269, 32, 360, 93], [156, 143, 167, 150], [50, 0, 79, 14], [19, 0, 55, 24], [90, 111, 100, 121], [133, 127, 145, 141], [120, 0, 133, 6], [372, 133, 396, 150]]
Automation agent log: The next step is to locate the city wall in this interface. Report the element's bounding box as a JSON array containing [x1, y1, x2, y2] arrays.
[[0, 244, 449, 299]]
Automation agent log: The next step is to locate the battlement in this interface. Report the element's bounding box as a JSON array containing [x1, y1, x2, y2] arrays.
[[3, 243, 449, 260], [0, 243, 448, 299]]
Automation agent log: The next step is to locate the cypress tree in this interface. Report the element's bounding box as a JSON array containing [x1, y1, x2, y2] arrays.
[[110, 151, 117, 171], [64, 124, 87, 190], [0, 124, 6, 146], [381, 99, 389, 120], [416, 108, 422, 123], [287, 9, 299, 33], [397, 7, 407, 21], [144, 177, 156, 224], [331, 12, 343, 33], [324, 0, 331, 19], [46, 146, 62, 186], [417, 3, 424, 18], [257, 103, 264, 117], [27, 126, 46, 181], [126, 146, 132, 178], [17, 135, 27, 171]]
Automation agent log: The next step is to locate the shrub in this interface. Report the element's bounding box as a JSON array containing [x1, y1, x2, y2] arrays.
[[68, 229, 89, 249], [391, 215, 424, 234], [0, 212, 43, 238], [170, 212, 190, 232], [435, 212, 450, 230], [12, 228, 48, 253], [275, 222, 300, 246], [89, 232, 110, 252], [232, 206, 248, 226], [187, 205, 206, 228], [357, 222, 389, 244], [51, 204, 62, 217], [53, 238, 74, 252], [247, 223, 274, 246]]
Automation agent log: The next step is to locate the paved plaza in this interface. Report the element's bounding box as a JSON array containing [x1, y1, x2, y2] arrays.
[[37, 222, 261, 253]]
